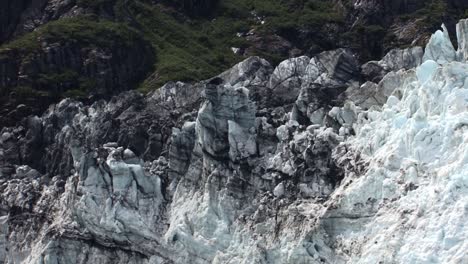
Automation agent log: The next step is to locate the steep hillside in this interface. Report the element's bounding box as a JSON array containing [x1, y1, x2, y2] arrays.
[[0, 0, 467, 126]]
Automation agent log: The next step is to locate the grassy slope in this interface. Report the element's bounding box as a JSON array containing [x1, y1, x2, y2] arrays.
[[107, 0, 345, 91], [104, 0, 468, 91]]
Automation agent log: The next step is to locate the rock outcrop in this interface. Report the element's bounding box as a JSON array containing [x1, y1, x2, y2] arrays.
[[0, 0, 101, 44], [0, 18, 155, 128]]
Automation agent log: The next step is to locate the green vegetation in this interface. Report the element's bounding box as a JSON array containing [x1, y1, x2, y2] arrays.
[[2, 0, 465, 96], [124, 0, 344, 91], [127, 1, 242, 91], [207, 0, 343, 41], [0, 16, 142, 54], [35, 69, 97, 98], [0, 16, 147, 100], [341, 0, 468, 58], [7, 68, 97, 99], [171, 0, 219, 16], [63, 88, 89, 99], [14, 86, 50, 97], [399, 0, 467, 30], [77, 0, 114, 9], [0, 0, 346, 94], [412, 0, 448, 28]]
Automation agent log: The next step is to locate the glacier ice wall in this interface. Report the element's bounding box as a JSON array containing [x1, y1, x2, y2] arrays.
[[0, 20, 467, 264], [167, 21, 468, 263], [329, 31, 468, 264], [164, 20, 468, 263]]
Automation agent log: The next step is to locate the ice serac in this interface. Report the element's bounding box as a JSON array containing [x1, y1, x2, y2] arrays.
[[197, 78, 256, 161], [1, 18, 468, 264], [361, 46, 423, 82], [331, 63, 468, 263], [327, 20, 468, 263], [269, 49, 360, 106], [457, 18, 468, 61], [269, 56, 310, 105], [423, 24, 457, 64], [346, 47, 420, 110]]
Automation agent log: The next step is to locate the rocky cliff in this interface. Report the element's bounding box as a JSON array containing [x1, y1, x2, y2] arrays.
[[0, 19, 467, 263], [0, 16, 155, 127]]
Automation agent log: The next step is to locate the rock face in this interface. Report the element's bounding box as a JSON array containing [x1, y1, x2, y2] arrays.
[[0, 0, 92, 44], [1, 20, 468, 264], [0, 19, 155, 128], [0, 0, 33, 44], [0, 41, 153, 93]]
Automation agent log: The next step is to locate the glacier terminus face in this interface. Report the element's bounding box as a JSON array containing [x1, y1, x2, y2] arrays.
[[0, 19, 468, 264]]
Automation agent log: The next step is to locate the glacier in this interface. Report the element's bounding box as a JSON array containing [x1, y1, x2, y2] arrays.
[[0, 19, 468, 264], [331, 35, 468, 264]]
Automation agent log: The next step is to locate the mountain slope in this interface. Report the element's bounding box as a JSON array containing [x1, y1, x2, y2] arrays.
[[0, 18, 467, 264], [1, 0, 468, 127]]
